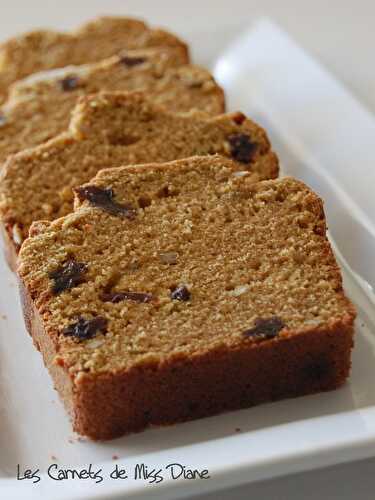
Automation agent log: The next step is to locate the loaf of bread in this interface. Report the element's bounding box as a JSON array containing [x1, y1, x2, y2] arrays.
[[18, 155, 355, 440], [0, 16, 189, 104], [0, 47, 224, 165], [0, 92, 278, 267]]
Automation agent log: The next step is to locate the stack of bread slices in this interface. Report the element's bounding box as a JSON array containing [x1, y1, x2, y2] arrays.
[[0, 16, 355, 440]]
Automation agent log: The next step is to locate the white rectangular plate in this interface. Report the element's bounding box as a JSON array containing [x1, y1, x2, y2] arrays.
[[1, 18, 375, 500]]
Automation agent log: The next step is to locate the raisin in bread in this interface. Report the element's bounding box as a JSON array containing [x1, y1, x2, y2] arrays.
[[0, 16, 189, 104], [0, 91, 278, 266], [18, 155, 356, 440], [0, 48, 224, 166]]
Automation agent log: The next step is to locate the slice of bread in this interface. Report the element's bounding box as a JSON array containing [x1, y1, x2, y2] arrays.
[[0, 92, 278, 266], [18, 155, 356, 440], [0, 16, 189, 104], [0, 48, 224, 165]]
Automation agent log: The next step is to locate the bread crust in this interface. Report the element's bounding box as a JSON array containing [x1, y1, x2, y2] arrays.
[[19, 274, 354, 440]]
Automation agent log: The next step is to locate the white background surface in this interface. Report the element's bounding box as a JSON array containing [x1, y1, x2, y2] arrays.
[[1, 1, 375, 499]]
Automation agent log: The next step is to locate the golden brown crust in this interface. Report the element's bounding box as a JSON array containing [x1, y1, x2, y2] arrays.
[[0, 16, 189, 104], [77, 323, 354, 440]]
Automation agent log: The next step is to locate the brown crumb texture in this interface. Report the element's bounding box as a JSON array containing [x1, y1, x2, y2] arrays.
[[0, 16, 189, 104], [18, 156, 356, 440], [0, 48, 224, 166], [0, 91, 278, 257]]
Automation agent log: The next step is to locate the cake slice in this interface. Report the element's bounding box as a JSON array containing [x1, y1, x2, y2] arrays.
[[18, 155, 356, 440], [0, 16, 189, 104], [0, 47, 224, 165], [0, 92, 278, 267]]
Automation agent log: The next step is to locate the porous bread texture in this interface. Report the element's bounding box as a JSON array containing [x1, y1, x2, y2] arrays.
[[0, 91, 278, 255], [18, 156, 355, 439], [0, 47, 224, 166], [0, 16, 189, 104]]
